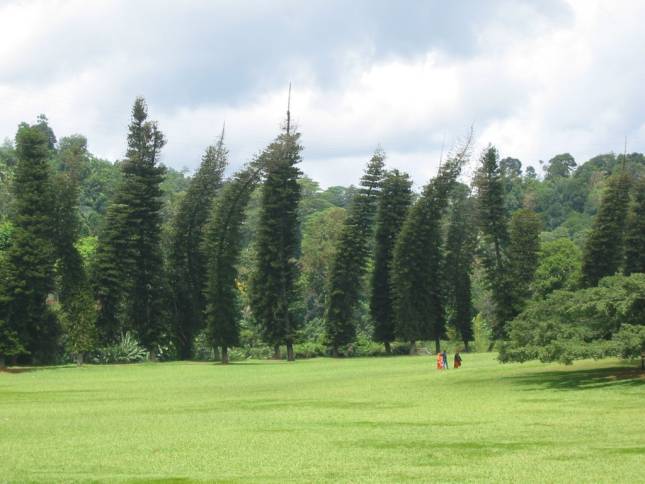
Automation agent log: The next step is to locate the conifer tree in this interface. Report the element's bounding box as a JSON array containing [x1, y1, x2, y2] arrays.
[[370, 169, 412, 353], [203, 162, 263, 363], [507, 208, 541, 314], [0, 123, 58, 362], [170, 131, 228, 359], [250, 128, 302, 361], [624, 177, 645, 276], [445, 184, 476, 350], [391, 138, 471, 353], [473, 146, 513, 338], [581, 172, 631, 287], [325, 151, 385, 356], [93, 97, 167, 355], [52, 136, 95, 364]]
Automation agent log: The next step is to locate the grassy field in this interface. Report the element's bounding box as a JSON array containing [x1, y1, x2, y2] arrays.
[[1, 353, 643, 483]]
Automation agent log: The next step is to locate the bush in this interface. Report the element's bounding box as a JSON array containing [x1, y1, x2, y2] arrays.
[[93, 332, 147, 364]]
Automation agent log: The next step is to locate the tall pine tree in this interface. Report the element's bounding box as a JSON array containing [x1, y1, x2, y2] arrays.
[[445, 184, 476, 351], [507, 207, 541, 314], [93, 97, 167, 356], [250, 127, 302, 361], [325, 151, 385, 356], [203, 162, 263, 363], [581, 172, 631, 287], [53, 136, 95, 364], [370, 169, 412, 353], [473, 146, 513, 339], [0, 123, 58, 363], [624, 177, 645, 276], [391, 137, 471, 353], [170, 131, 228, 359]]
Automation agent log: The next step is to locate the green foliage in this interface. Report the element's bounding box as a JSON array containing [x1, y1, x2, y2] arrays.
[[445, 184, 476, 348], [58, 289, 97, 362], [94, 331, 147, 364], [624, 177, 645, 275], [532, 238, 581, 298], [507, 207, 541, 313], [169, 134, 228, 358], [299, 207, 346, 323], [93, 97, 167, 352], [325, 150, 385, 353], [250, 130, 303, 359], [370, 169, 412, 350], [544, 153, 576, 180], [473, 146, 513, 338], [500, 273, 645, 364], [392, 139, 471, 348], [582, 172, 631, 287], [203, 162, 262, 361], [1, 122, 59, 362]]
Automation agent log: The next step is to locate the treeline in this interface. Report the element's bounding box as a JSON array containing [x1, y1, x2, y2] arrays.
[[0, 98, 644, 367]]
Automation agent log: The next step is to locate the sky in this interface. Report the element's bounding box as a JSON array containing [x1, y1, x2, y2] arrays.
[[1, 0, 644, 188]]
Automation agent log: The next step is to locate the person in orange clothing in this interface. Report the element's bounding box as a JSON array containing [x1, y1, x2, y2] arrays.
[[436, 351, 443, 370], [454, 351, 462, 369]]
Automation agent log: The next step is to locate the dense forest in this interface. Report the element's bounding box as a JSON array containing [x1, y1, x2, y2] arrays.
[[0, 98, 643, 367]]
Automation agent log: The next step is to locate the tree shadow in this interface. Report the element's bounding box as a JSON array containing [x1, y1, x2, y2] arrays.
[[508, 365, 644, 391]]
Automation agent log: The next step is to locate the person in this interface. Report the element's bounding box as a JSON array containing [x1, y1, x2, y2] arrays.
[[442, 350, 449, 369], [436, 351, 443, 370], [454, 351, 462, 369]]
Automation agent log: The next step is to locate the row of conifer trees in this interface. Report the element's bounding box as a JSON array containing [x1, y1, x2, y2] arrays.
[[1, 97, 643, 366]]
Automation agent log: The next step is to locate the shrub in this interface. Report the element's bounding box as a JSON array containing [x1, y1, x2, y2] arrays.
[[93, 332, 147, 364]]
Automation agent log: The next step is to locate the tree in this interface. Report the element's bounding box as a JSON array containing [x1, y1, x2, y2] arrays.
[[624, 177, 645, 275], [473, 146, 513, 338], [203, 162, 263, 364], [544, 153, 576, 180], [299, 207, 347, 324], [445, 184, 476, 350], [93, 97, 167, 356], [52, 136, 95, 364], [370, 169, 412, 353], [324, 150, 385, 355], [532, 238, 581, 298], [500, 274, 645, 367], [581, 172, 631, 287], [0, 123, 58, 363], [392, 137, 472, 353], [170, 132, 228, 359], [250, 128, 302, 361], [507, 208, 541, 313]]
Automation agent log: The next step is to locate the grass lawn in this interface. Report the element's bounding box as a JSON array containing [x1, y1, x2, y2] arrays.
[[1, 353, 643, 482]]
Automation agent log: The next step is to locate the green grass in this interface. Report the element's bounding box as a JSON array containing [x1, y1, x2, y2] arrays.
[[1, 354, 643, 483]]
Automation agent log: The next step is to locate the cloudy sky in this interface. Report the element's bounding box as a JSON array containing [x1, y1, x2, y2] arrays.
[[1, 0, 643, 187]]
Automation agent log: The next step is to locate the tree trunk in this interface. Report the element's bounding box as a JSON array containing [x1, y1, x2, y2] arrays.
[[332, 345, 339, 357], [273, 344, 281, 360], [0, 355, 5, 370], [221, 345, 229, 364], [434, 338, 440, 353], [641, 353, 644, 371], [75, 353, 84, 366], [384, 342, 391, 355], [286, 341, 295, 362], [148, 351, 158, 362], [409, 341, 416, 355], [464, 340, 470, 352]]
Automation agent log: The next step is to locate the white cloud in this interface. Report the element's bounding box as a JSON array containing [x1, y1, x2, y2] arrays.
[[0, 0, 643, 187]]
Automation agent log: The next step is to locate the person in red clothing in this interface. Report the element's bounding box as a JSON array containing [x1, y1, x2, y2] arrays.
[[454, 351, 462, 369], [436, 351, 443, 370]]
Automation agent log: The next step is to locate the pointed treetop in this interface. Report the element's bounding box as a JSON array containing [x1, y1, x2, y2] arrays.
[[286, 82, 292, 135]]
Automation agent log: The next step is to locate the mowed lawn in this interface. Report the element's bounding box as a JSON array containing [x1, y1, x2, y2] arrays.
[[1, 354, 643, 483]]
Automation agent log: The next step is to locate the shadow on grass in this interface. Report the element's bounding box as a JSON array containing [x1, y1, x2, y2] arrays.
[[508, 365, 644, 391]]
